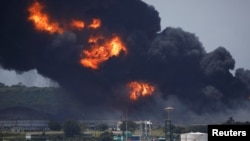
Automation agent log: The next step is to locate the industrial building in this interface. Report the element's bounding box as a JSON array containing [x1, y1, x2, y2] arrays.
[[180, 132, 207, 141], [0, 120, 49, 132]]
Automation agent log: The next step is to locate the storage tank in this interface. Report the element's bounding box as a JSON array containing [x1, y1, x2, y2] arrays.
[[180, 132, 207, 141]]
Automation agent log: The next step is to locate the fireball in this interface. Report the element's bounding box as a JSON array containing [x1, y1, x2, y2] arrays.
[[127, 81, 155, 100]]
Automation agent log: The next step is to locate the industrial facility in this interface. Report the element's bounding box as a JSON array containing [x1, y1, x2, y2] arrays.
[[180, 132, 207, 141], [0, 120, 49, 132]]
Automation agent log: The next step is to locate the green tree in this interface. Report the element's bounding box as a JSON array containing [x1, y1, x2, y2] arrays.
[[119, 120, 137, 133], [172, 125, 186, 134], [79, 122, 88, 132], [224, 117, 235, 124], [184, 125, 207, 133], [48, 121, 62, 131], [97, 124, 109, 131], [0, 82, 5, 88], [63, 119, 81, 138], [0, 132, 3, 141], [98, 131, 113, 141]]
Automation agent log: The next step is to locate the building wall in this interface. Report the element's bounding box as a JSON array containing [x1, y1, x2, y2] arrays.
[[180, 132, 207, 141]]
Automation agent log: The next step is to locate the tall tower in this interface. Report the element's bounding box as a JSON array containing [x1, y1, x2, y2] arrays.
[[165, 106, 174, 141], [140, 120, 152, 139]]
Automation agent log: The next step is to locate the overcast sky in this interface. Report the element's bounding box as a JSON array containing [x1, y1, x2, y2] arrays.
[[143, 0, 250, 69], [0, 0, 250, 86]]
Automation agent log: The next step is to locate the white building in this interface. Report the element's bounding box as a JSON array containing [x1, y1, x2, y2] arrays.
[[180, 132, 207, 141]]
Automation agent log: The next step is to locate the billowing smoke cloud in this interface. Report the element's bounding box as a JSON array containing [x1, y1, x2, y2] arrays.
[[1, 0, 250, 123]]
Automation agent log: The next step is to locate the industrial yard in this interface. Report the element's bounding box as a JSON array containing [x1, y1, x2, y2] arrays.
[[0, 118, 208, 141]]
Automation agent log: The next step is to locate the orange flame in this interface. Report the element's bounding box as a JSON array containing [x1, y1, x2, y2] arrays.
[[71, 20, 85, 30], [88, 18, 101, 29], [28, 1, 63, 34], [127, 81, 155, 101], [28, 1, 127, 69], [80, 35, 127, 69]]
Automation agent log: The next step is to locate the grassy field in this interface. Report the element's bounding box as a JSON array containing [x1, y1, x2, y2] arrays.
[[132, 129, 165, 137]]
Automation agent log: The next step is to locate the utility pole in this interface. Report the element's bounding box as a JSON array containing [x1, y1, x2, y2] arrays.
[[125, 109, 128, 141]]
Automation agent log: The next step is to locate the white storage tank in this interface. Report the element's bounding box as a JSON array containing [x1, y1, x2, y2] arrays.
[[180, 132, 207, 141]]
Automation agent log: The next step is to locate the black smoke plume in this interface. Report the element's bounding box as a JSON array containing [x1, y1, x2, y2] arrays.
[[1, 0, 250, 123]]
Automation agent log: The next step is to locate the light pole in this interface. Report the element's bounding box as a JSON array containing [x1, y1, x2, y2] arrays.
[[164, 106, 174, 141], [125, 110, 128, 141], [122, 109, 128, 141]]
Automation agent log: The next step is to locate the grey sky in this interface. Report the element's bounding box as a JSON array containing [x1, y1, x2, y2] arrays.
[[143, 0, 250, 70], [0, 0, 250, 86], [0, 68, 58, 87]]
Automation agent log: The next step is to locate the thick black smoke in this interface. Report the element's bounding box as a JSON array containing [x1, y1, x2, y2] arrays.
[[1, 0, 250, 122]]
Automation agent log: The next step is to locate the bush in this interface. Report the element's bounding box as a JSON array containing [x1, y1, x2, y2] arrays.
[[98, 131, 113, 141], [48, 121, 62, 131], [97, 124, 109, 131], [63, 119, 81, 138]]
